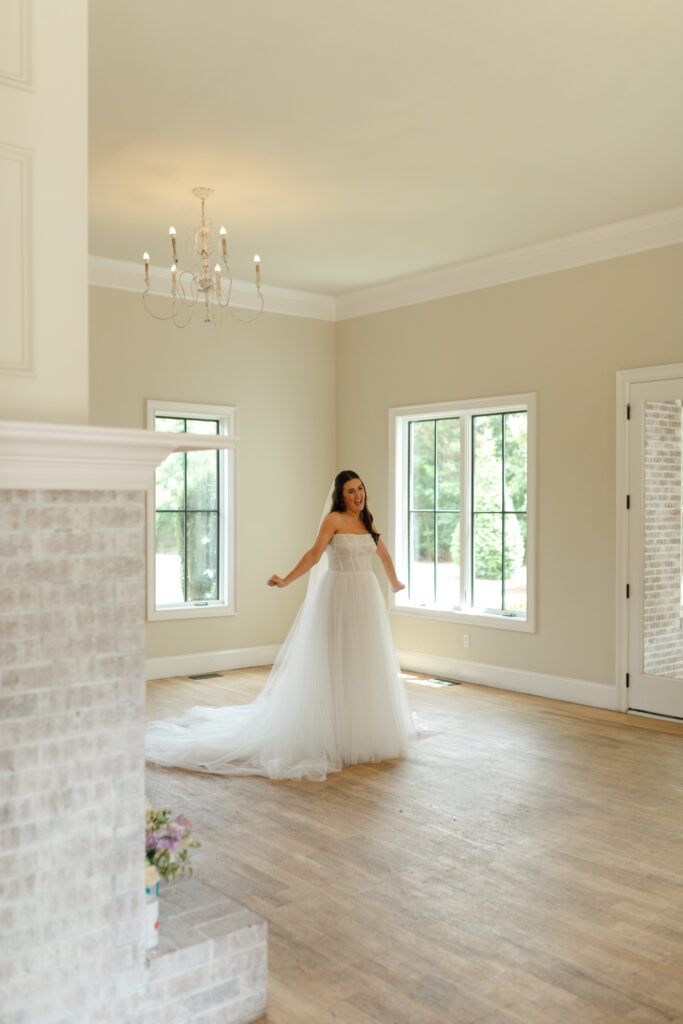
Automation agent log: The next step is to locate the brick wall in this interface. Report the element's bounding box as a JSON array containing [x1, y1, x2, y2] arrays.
[[642, 401, 683, 678], [1, 489, 147, 1020], [0, 488, 266, 1024]]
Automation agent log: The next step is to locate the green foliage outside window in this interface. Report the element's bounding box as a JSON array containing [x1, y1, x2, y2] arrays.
[[473, 413, 527, 581], [407, 409, 527, 614], [410, 418, 460, 561], [155, 417, 220, 605]]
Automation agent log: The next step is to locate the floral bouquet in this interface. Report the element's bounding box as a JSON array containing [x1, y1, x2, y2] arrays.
[[145, 799, 200, 885]]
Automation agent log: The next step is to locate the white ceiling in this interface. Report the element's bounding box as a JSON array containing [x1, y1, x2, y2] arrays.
[[89, 0, 683, 297]]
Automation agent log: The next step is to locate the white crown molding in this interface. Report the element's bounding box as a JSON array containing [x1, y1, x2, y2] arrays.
[[0, 420, 237, 490], [335, 205, 683, 321], [91, 205, 683, 325], [398, 649, 618, 711], [89, 255, 336, 322]]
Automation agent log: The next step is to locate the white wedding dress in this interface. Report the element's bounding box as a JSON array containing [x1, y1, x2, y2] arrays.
[[145, 534, 415, 781]]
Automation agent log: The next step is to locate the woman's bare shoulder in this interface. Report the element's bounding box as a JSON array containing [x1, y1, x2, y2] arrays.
[[313, 511, 341, 549]]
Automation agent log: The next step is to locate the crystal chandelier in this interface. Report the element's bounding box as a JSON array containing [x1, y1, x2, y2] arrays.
[[142, 187, 263, 327]]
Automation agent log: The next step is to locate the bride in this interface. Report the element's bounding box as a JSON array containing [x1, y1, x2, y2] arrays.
[[145, 470, 415, 781]]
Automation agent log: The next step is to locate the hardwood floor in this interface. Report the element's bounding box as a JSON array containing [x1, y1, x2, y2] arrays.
[[145, 669, 683, 1024]]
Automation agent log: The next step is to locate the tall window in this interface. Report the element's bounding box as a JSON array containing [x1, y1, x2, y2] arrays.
[[147, 400, 237, 621], [392, 395, 535, 631], [408, 417, 461, 610], [472, 411, 528, 614]]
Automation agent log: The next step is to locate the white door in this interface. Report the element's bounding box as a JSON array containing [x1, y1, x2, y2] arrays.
[[628, 378, 683, 719]]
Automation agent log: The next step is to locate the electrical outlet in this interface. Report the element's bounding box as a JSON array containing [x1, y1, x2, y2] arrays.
[[463, 634, 470, 649]]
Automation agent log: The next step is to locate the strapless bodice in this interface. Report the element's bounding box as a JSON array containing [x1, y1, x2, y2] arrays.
[[327, 533, 375, 573]]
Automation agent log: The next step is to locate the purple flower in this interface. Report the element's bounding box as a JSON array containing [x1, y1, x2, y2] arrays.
[[157, 834, 182, 852], [144, 802, 199, 883]]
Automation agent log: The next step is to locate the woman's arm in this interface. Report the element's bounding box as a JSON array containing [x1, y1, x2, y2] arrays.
[[267, 513, 338, 588], [376, 537, 405, 593]]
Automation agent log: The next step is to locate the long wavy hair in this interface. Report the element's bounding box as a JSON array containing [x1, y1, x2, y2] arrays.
[[330, 470, 379, 544]]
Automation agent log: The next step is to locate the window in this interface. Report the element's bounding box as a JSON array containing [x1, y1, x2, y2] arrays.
[[391, 394, 535, 631], [147, 400, 237, 621]]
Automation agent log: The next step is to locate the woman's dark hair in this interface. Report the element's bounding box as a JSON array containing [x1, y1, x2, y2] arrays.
[[330, 470, 379, 544]]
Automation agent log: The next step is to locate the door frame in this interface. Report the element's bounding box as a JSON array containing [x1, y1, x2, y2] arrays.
[[616, 362, 683, 714]]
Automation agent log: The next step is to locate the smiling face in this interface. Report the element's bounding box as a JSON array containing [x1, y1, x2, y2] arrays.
[[342, 478, 365, 514]]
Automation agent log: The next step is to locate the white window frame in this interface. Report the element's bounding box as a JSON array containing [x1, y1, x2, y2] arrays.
[[146, 399, 238, 622], [389, 393, 536, 632]]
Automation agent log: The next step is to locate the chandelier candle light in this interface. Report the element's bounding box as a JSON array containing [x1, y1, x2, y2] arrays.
[[142, 186, 264, 326]]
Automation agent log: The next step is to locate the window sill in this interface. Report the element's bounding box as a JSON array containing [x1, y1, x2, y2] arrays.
[[389, 602, 534, 632], [147, 604, 237, 622]]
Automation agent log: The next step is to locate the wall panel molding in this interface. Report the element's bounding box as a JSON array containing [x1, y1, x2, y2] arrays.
[[0, 0, 33, 91], [0, 142, 34, 374]]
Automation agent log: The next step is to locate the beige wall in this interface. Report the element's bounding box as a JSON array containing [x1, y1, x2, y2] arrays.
[[336, 243, 683, 689], [0, 1, 89, 424], [91, 243, 683, 685], [89, 286, 336, 660]]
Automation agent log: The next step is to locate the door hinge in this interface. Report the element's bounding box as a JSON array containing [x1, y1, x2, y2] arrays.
[[626, 673, 630, 688], [626, 403, 631, 420], [626, 583, 630, 599], [626, 494, 630, 510]]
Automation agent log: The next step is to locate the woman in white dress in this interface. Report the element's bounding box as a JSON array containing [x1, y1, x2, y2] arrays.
[[145, 471, 415, 781]]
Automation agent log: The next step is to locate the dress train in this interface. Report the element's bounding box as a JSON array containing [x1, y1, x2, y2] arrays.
[[145, 534, 415, 781]]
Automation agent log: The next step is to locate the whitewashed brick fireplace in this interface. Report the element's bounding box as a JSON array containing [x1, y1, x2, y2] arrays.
[[0, 421, 267, 1024]]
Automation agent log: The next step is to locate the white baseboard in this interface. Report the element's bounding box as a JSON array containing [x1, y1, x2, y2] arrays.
[[145, 645, 280, 682], [398, 649, 618, 711], [145, 643, 618, 711]]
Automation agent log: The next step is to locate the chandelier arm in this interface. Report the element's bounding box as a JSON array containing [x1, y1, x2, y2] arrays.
[[170, 290, 196, 328], [177, 270, 199, 309], [142, 272, 198, 328], [142, 289, 185, 322], [226, 288, 265, 325], [172, 272, 198, 327]]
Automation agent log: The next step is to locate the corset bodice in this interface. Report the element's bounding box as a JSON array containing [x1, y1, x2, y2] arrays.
[[327, 533, 375, 573]]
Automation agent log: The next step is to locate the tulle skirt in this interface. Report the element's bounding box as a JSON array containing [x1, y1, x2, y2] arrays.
[[145, 569, 415, 781]]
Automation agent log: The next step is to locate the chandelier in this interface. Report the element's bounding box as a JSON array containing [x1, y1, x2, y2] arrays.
[[142, 187, 263, 327]]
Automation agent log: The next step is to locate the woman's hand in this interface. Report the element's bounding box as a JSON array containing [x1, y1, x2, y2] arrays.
[[376, 539, 405, 593], [266, 515, 337, 591]]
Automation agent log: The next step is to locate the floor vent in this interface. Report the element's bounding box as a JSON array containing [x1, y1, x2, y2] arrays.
[[188, 672, 222, 680], [404, 675, 461, 687]]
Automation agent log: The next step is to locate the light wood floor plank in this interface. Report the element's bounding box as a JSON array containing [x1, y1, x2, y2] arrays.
[[146, 669, 683, 1023]]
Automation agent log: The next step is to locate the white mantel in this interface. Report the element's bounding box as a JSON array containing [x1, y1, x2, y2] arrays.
[[0, 420, 237, 490]]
